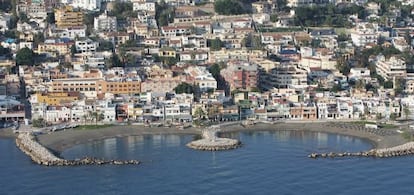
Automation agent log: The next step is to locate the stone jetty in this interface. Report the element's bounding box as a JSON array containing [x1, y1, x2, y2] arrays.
[[16, 133, 139, 166], [187, 125, 241, 151], [308, 141, 414, 159]]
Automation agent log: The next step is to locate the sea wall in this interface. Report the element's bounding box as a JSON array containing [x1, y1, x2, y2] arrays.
[[16, 133, 139, 166], [308, 142, 414, 159]]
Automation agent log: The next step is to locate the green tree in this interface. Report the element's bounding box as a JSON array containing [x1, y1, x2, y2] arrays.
[[208, 38, 223, 51], [193, 107, 206, 119], [251, 35, 263, 50], [33, 33, 45, 46], [389, 113, 398, 121], [335, 57, 350, 75], [384, 80, 393, 89], [394, 78, 405, 95], [0, 0, 12, 12], [209, 63, 221, 78], [109, 1, 134, 21], [209, 63, 227, 90], [107, 53, 122, 67], [155, 1, 175, 26], [161, 56, 178, 67], [174, 83, 194, 94], [214, 0, 250, 15], [91, 112, 104, 125], [376, 113, 383, 120], [70, 45, 77, 56], [270, 14, 278, 23], [18, 12, 29, 23], [32, 118, 46, 128], [125, 53, 136, 66], [97, 40, 114, 51], [337, 33, 349, 42], [16, 47, 34, 66], [46, 12, 55, 24], [0, 46, 11, 56]]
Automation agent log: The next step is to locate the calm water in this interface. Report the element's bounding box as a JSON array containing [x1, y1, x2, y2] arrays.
[[1, 130, 414, 195]]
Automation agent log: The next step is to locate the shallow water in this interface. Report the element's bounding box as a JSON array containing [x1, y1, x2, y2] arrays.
[[1, 130, 414, 194]]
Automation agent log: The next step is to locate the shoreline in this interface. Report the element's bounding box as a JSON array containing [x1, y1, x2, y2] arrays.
[[0, 121, 408, 153]]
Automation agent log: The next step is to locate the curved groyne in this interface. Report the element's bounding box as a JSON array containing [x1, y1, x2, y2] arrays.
[[16, 133, 139, 166], [187, 125, 241, 151], [308, 142, 414, 159]]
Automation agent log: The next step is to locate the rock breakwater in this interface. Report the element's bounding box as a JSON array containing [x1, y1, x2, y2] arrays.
[[16, 133, 139, 166], [187, 138, 241, 151], [308, 141, 414, 159], [187, 125, 241, 151]]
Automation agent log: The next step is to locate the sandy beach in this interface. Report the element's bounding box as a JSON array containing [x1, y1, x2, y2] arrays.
[[0, 121, 408, 153]]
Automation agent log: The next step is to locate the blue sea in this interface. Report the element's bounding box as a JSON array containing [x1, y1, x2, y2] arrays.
[[1, 130, 414, 195]]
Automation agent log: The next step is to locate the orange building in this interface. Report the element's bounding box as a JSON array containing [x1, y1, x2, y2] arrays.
[[97, 80, 141, 95]]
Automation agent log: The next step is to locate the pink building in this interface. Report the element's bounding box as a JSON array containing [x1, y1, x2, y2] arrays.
[[220, 61, 259, 91]]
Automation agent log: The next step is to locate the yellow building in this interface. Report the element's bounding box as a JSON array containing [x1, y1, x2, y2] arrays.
[[37, 42, 74, 55], [55, 6, 84, 28], [50, 78, 141, 96], [35, 91, 80, 106], [158, 47, 176, 57], [127, 103, 143, 120]]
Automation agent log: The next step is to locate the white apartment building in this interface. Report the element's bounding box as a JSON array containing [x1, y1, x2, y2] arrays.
[[161, 26, 192, 37], [375, 55, 406, 81], [300, 56, 337, 70], [0, 14, 10, 33], [185, 66, 217, 92], [49, 26, 87, 39], [287, 0, 326, 7], [351, 22, 379, 47], [392, 37, 410, 52], [71, 0, 101, 11], [181, 36, 207, 48], [132, 1, 156, 12], [94, 12, 117, 32], [179, 51, 208, 61], [19, 42, 34, 50], [269, 64, 308, 89], [348, 68, 371, 81], [75, 39, 99, 53]]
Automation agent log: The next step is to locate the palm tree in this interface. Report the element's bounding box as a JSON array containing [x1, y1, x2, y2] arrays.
[[404, 106, 411, 121], [82, 114, 88, 125], [91, 112, 98, 125], [98, 113, 105, 124]]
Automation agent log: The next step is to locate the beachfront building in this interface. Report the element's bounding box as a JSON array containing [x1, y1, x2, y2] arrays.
[[289, 103, 318, 120], [0, 96, 25, 122], [30, 92, 80, 106]]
